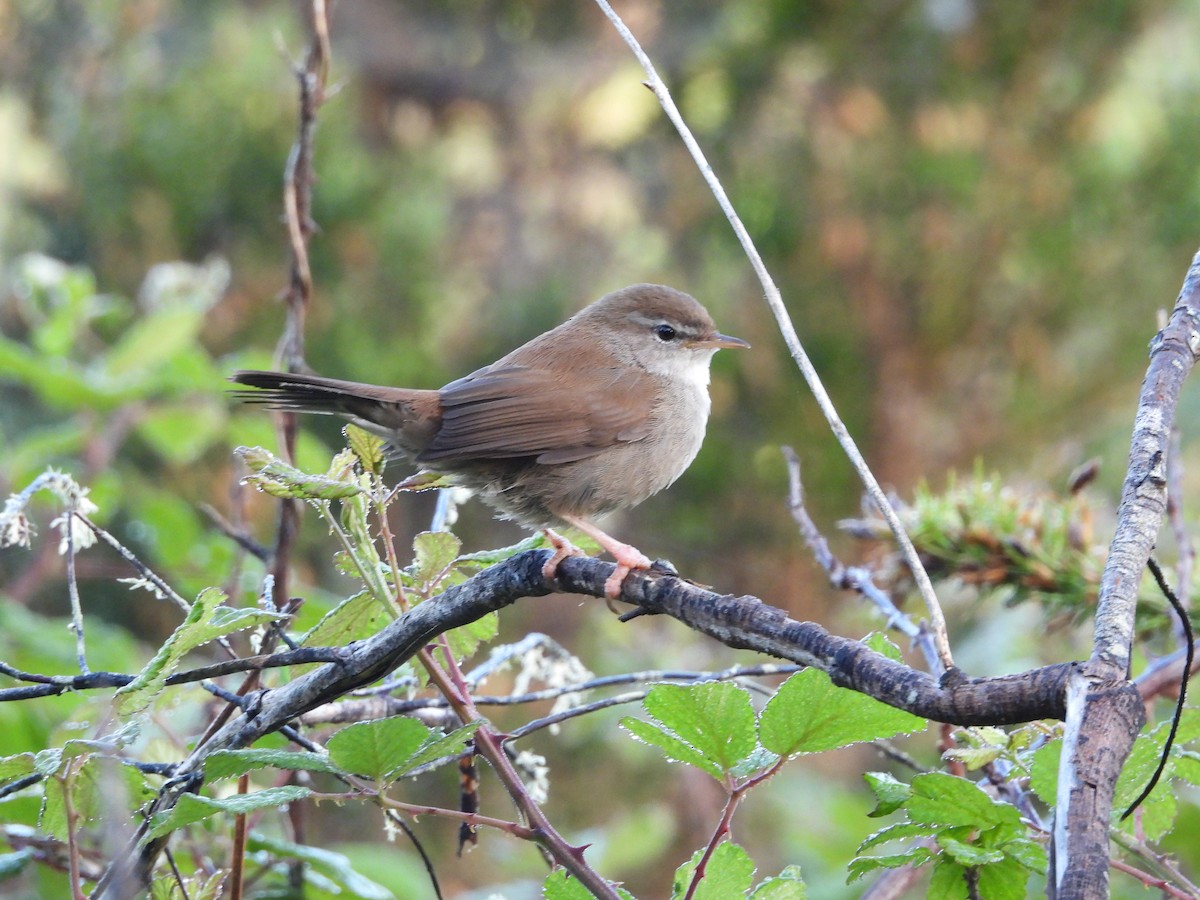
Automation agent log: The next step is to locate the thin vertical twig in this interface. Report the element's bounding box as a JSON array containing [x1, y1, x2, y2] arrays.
[[590, 0, 954, 672], [64, 513, 88, 674]]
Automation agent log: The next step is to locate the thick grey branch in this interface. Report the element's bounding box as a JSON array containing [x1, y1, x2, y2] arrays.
[[1053, 247, 1200, 899]]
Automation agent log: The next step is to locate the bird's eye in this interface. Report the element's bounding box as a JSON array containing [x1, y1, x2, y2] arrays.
[[654, 324, 678, 342]]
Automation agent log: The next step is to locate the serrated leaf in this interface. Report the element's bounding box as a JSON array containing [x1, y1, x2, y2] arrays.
[[936, 835, 1004, 866], [237, 446, 364, 500], [1003, 837, 1047, 873], [621, 716, 723, 780], [344, 424, 385, 476], [327, 717, 432, 783], [750, 864, 806, 899], [974, 856, 1028, 900], [115, 588, 280, 716], [857, 821, 935, 853], [204, 749, 342, 782], [147, 785, 311, 839], [303, 591, 390, 646], [760, 669, 925, 756], [863, 771, 912, 817], [640, 682, 758, 775], [150, 871, 227, 900], [247, 832, 394, 900], [388, 721, 481, 778], [543, 869, 634, 900], [847, 847, 934, 882], [927, 859, 970, 900], [906, 772, 1022, 831], [674, 841, 755, 900], [443, 611, 498, 661], [0, 753, 37, 782], [411, 531, 462, 587], [942, 745, 1004, 770], [1029, 739, 1060, 805], [863, 632, 904, 662]]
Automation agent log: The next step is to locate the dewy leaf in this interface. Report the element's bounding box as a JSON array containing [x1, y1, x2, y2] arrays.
[[344, 424, 385, 476], [905, 772, 1022, 831], [237, 446, 365, 501], [759, 669, 926, 756], [0, 753, 36, 782], [749, 864, 807, 899], [863, 771, 913, 817], [621, 717, 723, 780], [204, 749, 343, 782], [115, 588, 280, 716], [936, 835, 1005, 866], [543, 869, 635, 900], [302, 591, 390, 646], [387, 721, 481, 778], [443, 611, 498, 662], [639, 682, 758, 775], [974, 856, 1029, 900], [247, 832, 393, 900], [147, 785, 312, 839], [327, 717, 432, 784], [673, 841, 756, 900], [411, 531, 462, 588]]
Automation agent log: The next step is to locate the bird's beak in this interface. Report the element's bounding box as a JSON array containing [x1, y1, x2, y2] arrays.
[[698, 332, 751, 351]]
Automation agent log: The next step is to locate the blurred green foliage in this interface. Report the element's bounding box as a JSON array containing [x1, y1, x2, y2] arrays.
[[4, 1, 1200, 897]]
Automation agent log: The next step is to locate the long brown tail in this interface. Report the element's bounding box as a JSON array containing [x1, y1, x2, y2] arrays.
[[229, 370, 438, 444]]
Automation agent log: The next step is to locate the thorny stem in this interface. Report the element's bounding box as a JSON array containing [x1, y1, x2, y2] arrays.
[[591, 0, 954, 672]]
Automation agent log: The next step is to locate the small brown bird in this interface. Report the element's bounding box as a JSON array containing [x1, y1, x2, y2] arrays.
[[232, 283, 748, 597]]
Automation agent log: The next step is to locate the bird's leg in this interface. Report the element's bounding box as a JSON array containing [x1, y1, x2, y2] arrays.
[[541, 528, 587, 583], [557, 514, 652, 600]]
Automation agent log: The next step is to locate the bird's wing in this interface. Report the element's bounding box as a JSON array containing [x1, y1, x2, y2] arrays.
[[419, 364, 655, 465]]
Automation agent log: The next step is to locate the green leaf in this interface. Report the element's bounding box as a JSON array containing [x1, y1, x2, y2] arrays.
[[625, 682, 758, 778], [906, 772, 1023, 831], [237, 446, 365, 500], [387, 721, 480, 778], [621, 717, 722, 779], [673, 841, 756, 900], [863, 771, 913, 817], [344, 424, 385, 476], [103, 304, 206, 380], [443, 611, 498, 661], [204, 749, 343, 782], [327, 717, 432, 784], [863, 632, 905, 662], [147, 785, 312, 839], [115, 588, 280, 716], [857, 821, 935, 853], [1002, 837, 1047, 873], [759, 669, 926, 756], [847, 846, 935, 882], [1028, 739, 1060, 805], [750, 865, 806, 899], [136, 400, 227, 464], [0, 753, 37, 783], [303, 591, 391, 646], [936, 835, 1004, 866], [542, 869, 634, 900], [411, 531, 462, 588], [247, 832, 394, 900], [974, 856, 1029, 900], [927, 859, 970, 900]]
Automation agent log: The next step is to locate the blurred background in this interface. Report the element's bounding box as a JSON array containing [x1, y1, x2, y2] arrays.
[[3, 0, 1200, 896]]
